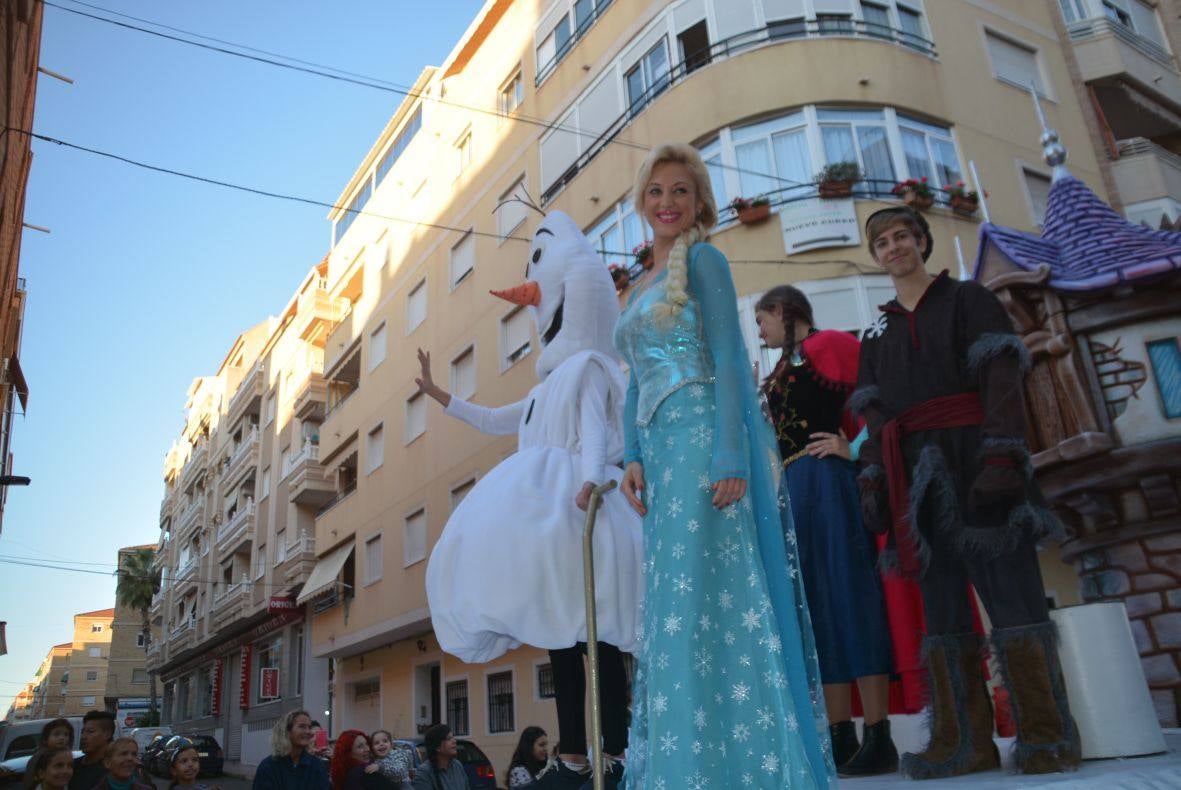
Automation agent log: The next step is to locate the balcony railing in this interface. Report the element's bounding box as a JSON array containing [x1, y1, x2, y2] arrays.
[[279, 533, 317, 584], [216, 498, 255, 551], [177, 496, 204, 535], [282, 440, 319, 480], [536, 0, 615, 86], [220, 427, 260, 488], [226, 364, 263, 423], [541, 18, 936, 204], [1068, 17, 1175, 68], [180, 443, 208, 490], [169, 617, 195, 639]]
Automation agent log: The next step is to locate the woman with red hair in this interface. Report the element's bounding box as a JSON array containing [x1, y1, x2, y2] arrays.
[[328, 731, 371, 790]]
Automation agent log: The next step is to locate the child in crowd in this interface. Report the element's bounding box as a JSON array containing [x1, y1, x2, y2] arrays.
[[24, 747, 74, 790], [39, 720, 75, 751], [364, 731, 410, 789], [168, 738, 219, 790]]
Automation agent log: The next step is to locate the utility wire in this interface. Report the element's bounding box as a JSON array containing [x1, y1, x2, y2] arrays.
[[0, 556, 315, 591], [45, 0, 810, 189], [9, 126, 807, 265]]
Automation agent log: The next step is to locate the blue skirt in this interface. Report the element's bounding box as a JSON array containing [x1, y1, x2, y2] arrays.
[[786, 454, 893, 684]]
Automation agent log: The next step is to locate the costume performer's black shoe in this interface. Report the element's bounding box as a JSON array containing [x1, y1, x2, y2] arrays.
[[992, 622, 1081, 774], [838, 719, 899, 777], [829, 720, 860, 768], [900, 633, 1001, 780]]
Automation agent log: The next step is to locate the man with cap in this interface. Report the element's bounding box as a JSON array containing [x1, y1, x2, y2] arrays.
[[851, 206, 1079, 779]]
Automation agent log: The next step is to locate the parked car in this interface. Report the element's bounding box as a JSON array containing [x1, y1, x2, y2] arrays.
[[396, 737, 496, 789], [141, 734, 171, 776], [149, 734, 224, 778], [0, 750, 82, 787], [0, 717, 82, 762]]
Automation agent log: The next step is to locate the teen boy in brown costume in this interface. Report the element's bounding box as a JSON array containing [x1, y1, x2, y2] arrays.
[[852, 206, 1080, 779]]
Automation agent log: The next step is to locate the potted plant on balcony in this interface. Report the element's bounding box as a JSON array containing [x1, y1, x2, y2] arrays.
[[633, 240, 654, 270], [892, 177, 935, 210], [608, 263, 630, 292], [728, 196, 772, 225], [816, 161, 862, 199], [945, 181, 984, 216]]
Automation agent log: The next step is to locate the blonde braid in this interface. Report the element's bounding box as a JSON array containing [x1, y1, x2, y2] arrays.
[[651, 224, 702, 325]]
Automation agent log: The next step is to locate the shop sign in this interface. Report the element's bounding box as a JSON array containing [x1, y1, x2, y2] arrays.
[[260, 667, 280, 700], [780, 198, 861, 254]]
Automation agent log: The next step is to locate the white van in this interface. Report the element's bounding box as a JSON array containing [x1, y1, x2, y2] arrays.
[[0, 717, 83, 761]]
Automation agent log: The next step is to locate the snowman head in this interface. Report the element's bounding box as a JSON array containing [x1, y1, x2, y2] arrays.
[[491, 211, 619, 380]]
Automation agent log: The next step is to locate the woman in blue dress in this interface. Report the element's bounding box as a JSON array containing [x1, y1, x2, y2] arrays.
[[615, 143, 836, 789]]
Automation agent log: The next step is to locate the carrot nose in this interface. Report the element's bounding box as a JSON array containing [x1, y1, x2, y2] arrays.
[[491, 280, 541, 307]]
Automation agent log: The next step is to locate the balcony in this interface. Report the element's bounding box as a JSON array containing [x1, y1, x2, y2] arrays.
[[149, 593, 164, 624], [1068, 18, 1181, 108], [177, 496, 205, 537], [278, 532, 317, 586], [1113, 138, 1181, 224], [211, 578, 250, 631], [216, 498, 255, 554], [284, 440, 335, 508], [220, 427, 259, 490], [173, 558, 198, 596], [294, 373, 328, 422], [296, 279, 347, 348], [180, 442, 208, 491], [168, 618, 195, 652], [226, 364, 263, 425]]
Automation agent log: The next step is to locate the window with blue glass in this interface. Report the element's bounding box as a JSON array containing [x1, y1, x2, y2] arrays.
[[334, 179, 373, 246], [376, 106, 422, 187], [536, 0, 614, 85], [1146, 338, 1181, 419], [625, 39, 670, 116]]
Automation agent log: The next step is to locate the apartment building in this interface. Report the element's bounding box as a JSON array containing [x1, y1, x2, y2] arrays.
[[62, 609, 113, 717], [281, 0, 1143, 774], [147, 274, 334, 766], [0, 0, 40, 533], [4, 684, 35, 723], [104, 545, 161, 716], [28, 642, 72, 720], [1053, 0, 1181, 225]]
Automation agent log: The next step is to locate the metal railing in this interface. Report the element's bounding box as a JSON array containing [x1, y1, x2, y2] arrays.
[[316, 481, 356, 517], [217, 498, 255, 542], [1116, 137, 1181, 171], [535, 0, 616, 86], [541, 19, 936, 204], [222, 427, 259, 479], [1067, 18, 1176, 68], [282, 439, 320, 479]]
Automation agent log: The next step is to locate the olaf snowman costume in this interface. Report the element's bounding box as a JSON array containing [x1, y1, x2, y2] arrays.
[[425, 210, 643, 763]]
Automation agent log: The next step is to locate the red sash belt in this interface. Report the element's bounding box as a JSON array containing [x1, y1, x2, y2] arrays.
[[881, 392, 984, 575]]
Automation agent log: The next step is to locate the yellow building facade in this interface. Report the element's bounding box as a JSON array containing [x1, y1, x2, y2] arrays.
[[29, 642, 72, 720], [62, 609, 113, 717], [146, 0, 1181, 777]]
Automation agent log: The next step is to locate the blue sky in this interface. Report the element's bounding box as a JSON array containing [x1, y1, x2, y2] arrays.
[[0, 0, 485, 713]]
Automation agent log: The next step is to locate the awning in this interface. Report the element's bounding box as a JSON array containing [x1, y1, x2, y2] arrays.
[[296, 541, 354, 604], [7, 355, 27, 411]]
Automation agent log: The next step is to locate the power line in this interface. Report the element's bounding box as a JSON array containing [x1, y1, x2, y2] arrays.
[[45, 0, 809, 189], [9, 126, 804, 264]]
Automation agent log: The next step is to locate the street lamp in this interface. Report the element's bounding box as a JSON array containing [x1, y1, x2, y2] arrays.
[[0, 476, 30, 486]]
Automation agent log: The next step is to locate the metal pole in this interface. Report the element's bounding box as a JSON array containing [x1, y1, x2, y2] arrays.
[[582, 479, 617, 790], [967, 160, 992, 223]]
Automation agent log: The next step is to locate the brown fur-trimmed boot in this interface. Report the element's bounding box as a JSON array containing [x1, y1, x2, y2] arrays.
[[992, 622, 1082, 774], [900, 633, 1000, 780]]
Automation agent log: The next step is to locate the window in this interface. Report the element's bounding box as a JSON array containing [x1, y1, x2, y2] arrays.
[[275, 529, 287, 564], [677, 20, 711, 74], [256, 636, 282, 703], [535, 0, 610, 83], [1058, 0, 1088, 23], [265, 392, 276, 426], [365, 533, 383, 585], [1124, 0, 1167, 47], [450, 231, 476, 288], [406, 280, 427, 334], [732, 111, 813, 202], [451, 478, 477, 511], [498, 69, 523, 115], [261, 467, 271, 499], [860, 2, 892, 36], [90, 624, 103, 633], [451, 347, 476, 400], [536, 13, 573, 76], [405, 393, 426, 443], [82, 696, 96, 707], [366, 423, 384, 473], [818, 108, 896, 194], [369, 322, 387, 371], [255, 545, 267, 579], [896, 4, 927, 45], [446, 680, 470, 736], [136, 633, 146, 647], [376, 106, 422, 187], [132, 669, 149, 684], [536, 663, 556, 699], [985, 30, 1047, 96], [816, 13, 854, 34], [501, 306, 533, 369], [88, 647, 101, 658], [625, 38, 670, 116], [404, 508, 427, 566], [898, 115, 962, 187], [487, 671, 515, 734], [587, 200, 645, 268], [85, 671, 99, 682], [1147, 338, 1181, 419], [455, 129, 473, 177], [1023, 168, 1053, 226], [197, 666, 213, 716], [498, 178, 530, 241]]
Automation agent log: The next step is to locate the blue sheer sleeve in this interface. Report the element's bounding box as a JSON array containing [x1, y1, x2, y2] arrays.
[[623, 369, 642, 466], [688, 243, 750, 482], [849, 426, 868, 461]]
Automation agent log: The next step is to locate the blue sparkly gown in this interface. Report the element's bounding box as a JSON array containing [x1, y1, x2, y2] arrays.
[[614, 243, 836, 789]]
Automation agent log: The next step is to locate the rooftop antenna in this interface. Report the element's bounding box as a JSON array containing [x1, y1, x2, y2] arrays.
[[1029, 81, 1070, 181]]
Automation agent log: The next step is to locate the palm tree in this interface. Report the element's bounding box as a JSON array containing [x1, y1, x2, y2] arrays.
[[116, 548, 162, 719]]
